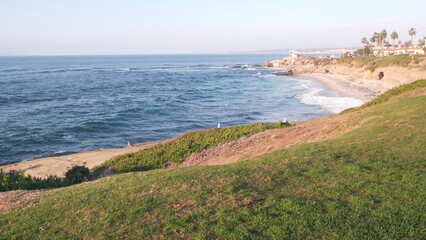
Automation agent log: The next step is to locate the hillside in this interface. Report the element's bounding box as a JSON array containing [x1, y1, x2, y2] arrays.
[[0, 81, 425, 239], [265, 55, 426, 83]]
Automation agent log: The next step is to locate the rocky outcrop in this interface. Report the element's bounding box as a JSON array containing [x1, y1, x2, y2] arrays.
[[264, 57, 426, 83]]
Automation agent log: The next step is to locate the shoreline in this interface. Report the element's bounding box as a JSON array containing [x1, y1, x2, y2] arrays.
[[0, 68, 400, 179], [297, 73, 389, 102], [0, 138, 174, 178], [266, 56, 425, 102]]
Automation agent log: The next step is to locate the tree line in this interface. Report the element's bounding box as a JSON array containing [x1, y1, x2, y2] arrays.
[[361, 28, 425, 48]]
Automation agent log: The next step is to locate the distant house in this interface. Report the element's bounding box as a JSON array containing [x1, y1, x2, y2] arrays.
[[289, 50, 302, 58], [372, 44, 425, 57]]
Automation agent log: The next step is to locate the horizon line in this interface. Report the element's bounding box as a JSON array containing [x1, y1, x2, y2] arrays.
[[0, 47, 360, 58]]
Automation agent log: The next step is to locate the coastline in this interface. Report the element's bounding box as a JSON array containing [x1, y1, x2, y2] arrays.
[[0, 138, 174, 178], [267, 55, 426, 102], [297, 73, 390, 102], [0, 66, 401, 179]]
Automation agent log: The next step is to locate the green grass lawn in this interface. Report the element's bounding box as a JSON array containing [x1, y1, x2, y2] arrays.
[[0, 85, 425, 239]]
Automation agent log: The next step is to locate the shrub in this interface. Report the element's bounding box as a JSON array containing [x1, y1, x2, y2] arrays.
[[0, 165, 92, 192], [0, 170, 68, 192], [65, 165, 91, 183]]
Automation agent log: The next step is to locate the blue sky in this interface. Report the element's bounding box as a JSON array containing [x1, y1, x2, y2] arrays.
[[1, 0, 425, 55]]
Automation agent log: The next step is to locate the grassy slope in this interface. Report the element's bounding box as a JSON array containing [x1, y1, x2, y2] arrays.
[[336, 55, 425, 72], [342, 79, 426, 113], [94, 122, 288, 175], [1, 89, 426, 239]]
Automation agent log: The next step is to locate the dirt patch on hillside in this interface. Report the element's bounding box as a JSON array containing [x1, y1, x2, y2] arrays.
[[182, 112, 367, 166], [0, 190, 47, 214], [390, 87, 426, 101]]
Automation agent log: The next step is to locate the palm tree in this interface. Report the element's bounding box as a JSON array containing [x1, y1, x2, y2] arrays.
[[361, 37, 369, 56], [391, 31, 399, 46], [419, 38, 425, 47], [408, 28, 417, 44], [379, 29, 387, 46], [361, 37, 369, 46], [370, 32, 380, 46]]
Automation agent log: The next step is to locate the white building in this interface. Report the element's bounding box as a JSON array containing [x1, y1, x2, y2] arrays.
[[373, 44, 425, 56]]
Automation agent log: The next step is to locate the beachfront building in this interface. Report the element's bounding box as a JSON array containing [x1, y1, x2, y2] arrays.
[[372, 44, 425, 57]]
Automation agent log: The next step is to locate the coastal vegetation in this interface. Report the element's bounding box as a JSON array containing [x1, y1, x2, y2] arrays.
[[0, 123, 289, 192], [0, 81, 425, 239], [0, 171, 66, 192], [336, 54, 425, 72], [94, 122, 290, 175], [0, 165, 91, 192], [342, 79, 426, 113]]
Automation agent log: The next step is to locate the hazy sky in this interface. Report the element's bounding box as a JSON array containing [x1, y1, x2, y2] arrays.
[[1, 0, 426, 55]]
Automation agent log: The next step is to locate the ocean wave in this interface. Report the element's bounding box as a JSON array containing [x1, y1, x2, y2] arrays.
[[0, 68, 27, 73], [65, 120, 129, 133], [62, 134, 74, 140], [0, 68, 93, 75], [36, 68, 92, 74], [189, 64, 209, 68], [95, 67, 131, 72], [297, 88, 364, 113], [40, 150, 76, 158], [262, 74, 277, 77], [115, 67, 131, 72], [149, 66, 203, 72], [229, 64, 257, 69], [252, 72, 262, 76], [208, 66, 230, 69]]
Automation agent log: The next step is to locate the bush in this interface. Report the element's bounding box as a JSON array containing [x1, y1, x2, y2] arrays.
[[0, 165, 92, 192], [0, 170, 68, 192], [65, 165, 91, 183]]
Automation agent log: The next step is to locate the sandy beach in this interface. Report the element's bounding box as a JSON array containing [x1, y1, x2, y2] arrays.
[[0, 138, 173, 178], [267, 56, 426, 102], [298, 72, 399, 102], [0, 70, 403, 179]]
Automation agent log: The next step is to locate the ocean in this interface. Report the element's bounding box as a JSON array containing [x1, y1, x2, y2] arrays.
[[0, 55, 363, 165]]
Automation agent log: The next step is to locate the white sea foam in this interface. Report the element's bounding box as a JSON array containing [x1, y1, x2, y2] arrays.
[[298, 88, 364, 113], [263, 74, 276, 77], [116, 67, 131, 72], [62, 134, 74, 140], [254, 72, 262, 76], [209, 66, 229, 69]]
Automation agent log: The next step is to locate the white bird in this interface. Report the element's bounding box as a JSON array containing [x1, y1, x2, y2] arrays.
[[127, 141, 134, 147], [283, 118, 289, 124], [217, 123, 221, 128]]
